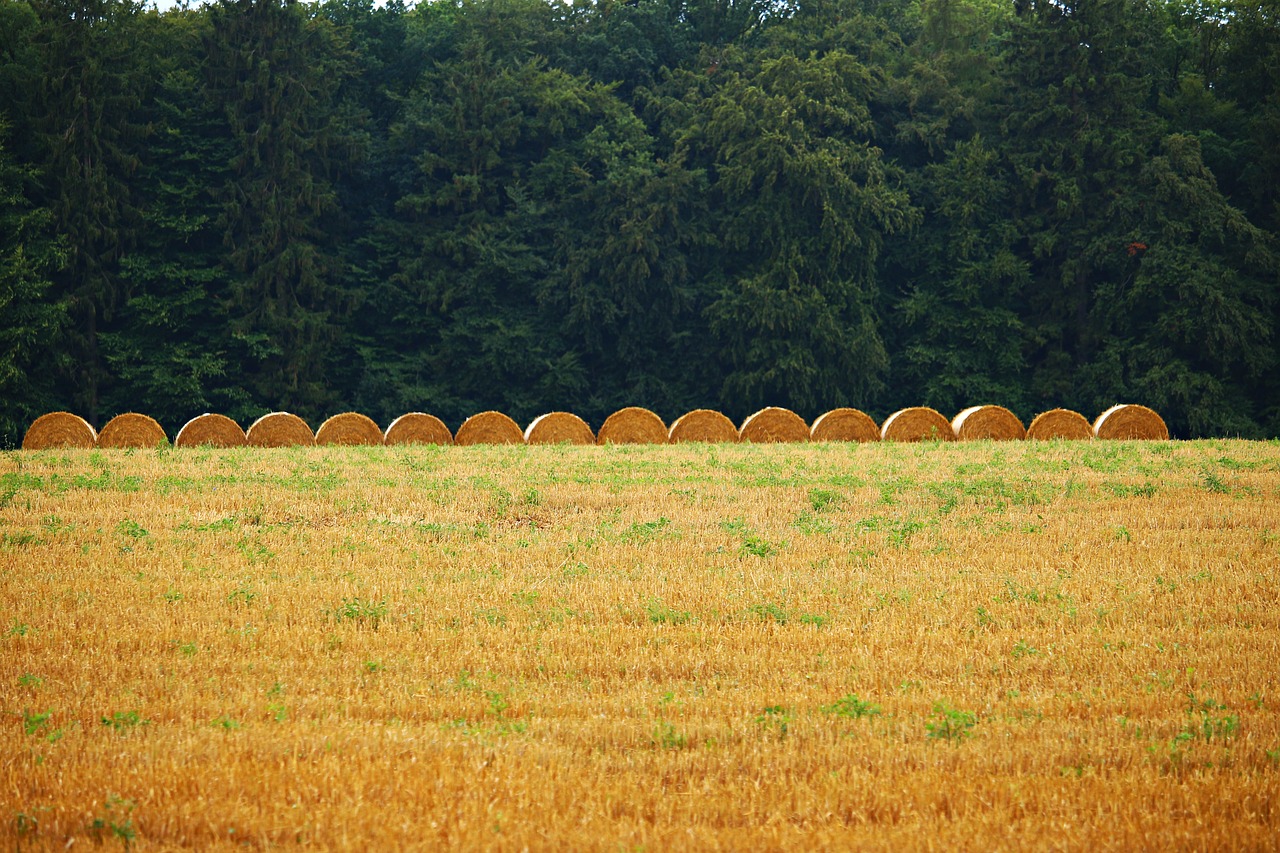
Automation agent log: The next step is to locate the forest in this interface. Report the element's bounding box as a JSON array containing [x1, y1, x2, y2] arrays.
[[1, 0, 1277, 445]]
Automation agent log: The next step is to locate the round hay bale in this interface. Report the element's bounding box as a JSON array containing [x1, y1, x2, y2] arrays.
[[22, 412, 96, 450], [810, 408, 880, 443], [668, 409, 739, 443], [881, 407, 956, 442], [454, 411, 524, 446], [596, 407, 668, 445], [525, 411, 595, 445], [246, 412, 315, 448], [174, 413, 247, 448], [384, 412, 453, 446], [1026, 409, 1093, 441], [1093, 404, 1170, 440], [739, 407, 809, 443], [97, 412, 168, 449], [951, 405, 1026, 441], [315, 412, 384, 446]]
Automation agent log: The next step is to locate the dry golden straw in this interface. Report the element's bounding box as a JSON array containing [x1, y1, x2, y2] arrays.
[[1093, 404, 1170, 440], [596, 407, 668, 445], [246, 412, 315, 447], [1026, 409, 1093, 441], [96, 412, 168, 449], [383, 413, 453, 446], [739, 407, 809, 443], [669, 409, 740, 443], [525, 412, 595, 445], [455, 411, 524, 446], [951, 405, 1026, 441], [315, 412, 384, 447], [21, 412, 96, 450], [881, 407, 956, 442], [174, 413, 246, 448], [810, 408, 880, 443]]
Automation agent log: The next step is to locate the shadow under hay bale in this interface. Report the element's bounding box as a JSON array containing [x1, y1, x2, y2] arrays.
[[175, 414, 247, 448], [525, 412, 594, 445], [384, 413, 453, 446], [739, 407, 809, 443], [596, 407, 668, 445], [22, 412, 97, 450], [455, 411, 524, 446], [246, 412, 315, 447], [97, 413, 167, 449], [316, 412, 384, 446], [669, 409, 739, 443], [881, 407, 956, 442], [810, 408, 880, 443], [951, 405, 1026, 441], [1094, 404, 1170, 440], [1026, 409, 1093, 441]]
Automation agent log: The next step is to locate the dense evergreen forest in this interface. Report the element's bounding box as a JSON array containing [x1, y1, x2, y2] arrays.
[[1, 0, 1278, 445]]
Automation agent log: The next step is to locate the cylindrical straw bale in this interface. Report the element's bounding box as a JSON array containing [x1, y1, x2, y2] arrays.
[[739, 407, 809, 443], [951, 405, 1026, 441], [1093, 404, 1170, 440], [669, 409, 739, 443], [315, 412, 384, 446], [22, 412, 96, 450], [810, 408, 880, 443], [881, 407, 956, 442], [596, 407, 668, 445], [525, 412, 595, 445], [97, 413, 168, 449], [1026, 409, 1093, 441], [246, 412, 315, 447], [174, 413, 246, 448], [455, 411, 524, 446], [384, 413, 453, 446]]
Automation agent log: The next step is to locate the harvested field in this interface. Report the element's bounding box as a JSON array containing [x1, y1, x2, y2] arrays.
[[1, 441, 1278, 850]]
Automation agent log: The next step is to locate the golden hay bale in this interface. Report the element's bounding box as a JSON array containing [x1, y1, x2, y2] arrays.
[[810, 408, 880, 443], [596, 407, 668, 445], [96, 412, 168, 449], [951, 405, 1026, 441], [315, 412, 384, 447], [525, 411, 595, 445], [454, 411, 524, 446], [22, 412, 96, 450], [1026, 409, 1093, 441], [668, 409, 740, 443], [383, 412, 453, 446], [880, 407, 956, 442], [739, 407, 809, 443], [1093, 404, 1170, 440], [174, 413, 247, 448], [246, 412, 315, 448]]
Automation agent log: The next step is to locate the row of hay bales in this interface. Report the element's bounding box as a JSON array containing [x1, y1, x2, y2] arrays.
[[21, 404, 1170, 449]]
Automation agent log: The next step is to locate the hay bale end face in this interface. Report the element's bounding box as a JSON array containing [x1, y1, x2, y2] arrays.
[[810, 408, 880, 443], [97, 413, 168, 449], [22, 412, 97, 450], [881, 407, 956, 442], [246, 412, 315, 447], [174, 413, 247, 448], [739, 407, 809, 443], [384, 413, 453, 446], [951, 405, 1026, 441], [525, 412, 595, 445], [315, 412, 384, 446], [596, 407, 668, 445], [1094, 404, 1170, 440], [668, 409, 739, 443], [1026, 409, 1093, 441], [454, 411, 524, 446]]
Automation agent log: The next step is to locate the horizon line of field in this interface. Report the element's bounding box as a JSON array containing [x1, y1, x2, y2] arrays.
[[19, 403, 1171, 450]]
